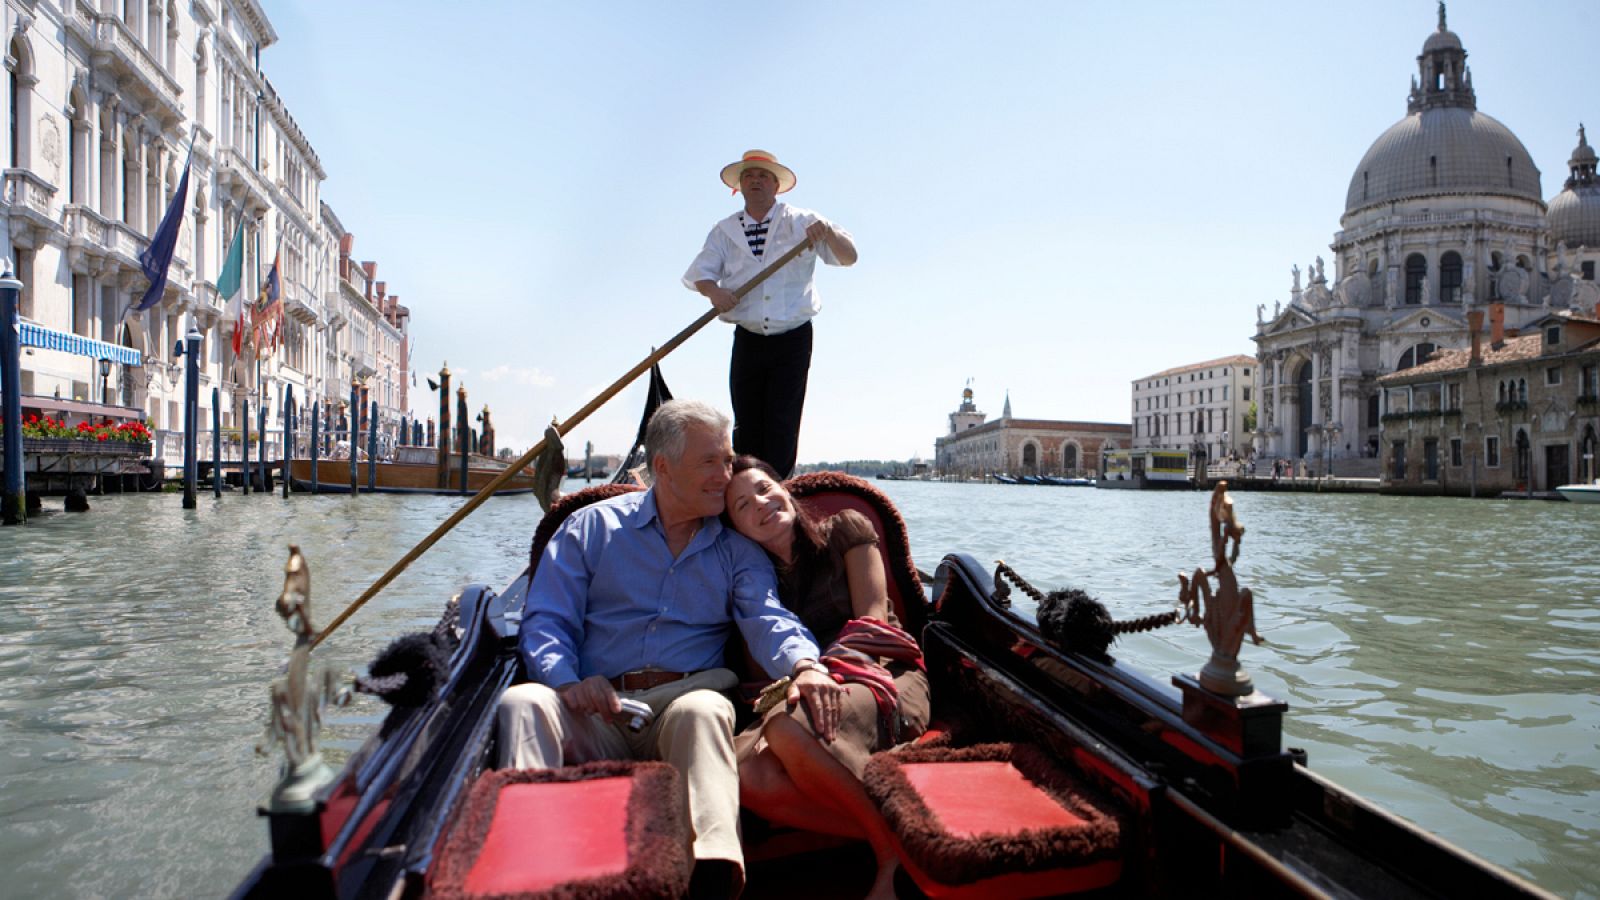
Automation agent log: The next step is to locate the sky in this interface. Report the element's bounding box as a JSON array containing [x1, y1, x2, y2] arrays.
[[259, 0, 1599, 464]]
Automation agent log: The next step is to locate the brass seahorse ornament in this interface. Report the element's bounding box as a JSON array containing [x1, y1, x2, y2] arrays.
[[1177, 483, 1265, 696]]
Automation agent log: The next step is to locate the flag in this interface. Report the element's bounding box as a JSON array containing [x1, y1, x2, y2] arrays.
[[218, 221, 247, 355], [134, 142, 193, 312], [251, 246, 281, 358]]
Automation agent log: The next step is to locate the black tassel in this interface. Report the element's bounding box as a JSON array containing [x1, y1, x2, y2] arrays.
[[355, 631, 451, 707]]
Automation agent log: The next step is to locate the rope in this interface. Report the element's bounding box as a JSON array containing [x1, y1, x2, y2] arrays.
[[994, 560, 1181, 656]]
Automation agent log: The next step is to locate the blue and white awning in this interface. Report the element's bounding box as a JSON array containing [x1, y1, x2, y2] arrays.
[[19, 321, 142, 366]]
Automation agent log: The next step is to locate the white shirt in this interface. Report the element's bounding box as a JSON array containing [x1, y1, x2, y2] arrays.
[[682, 202, 853, 336]]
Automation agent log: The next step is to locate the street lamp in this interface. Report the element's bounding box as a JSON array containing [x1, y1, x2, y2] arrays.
[[98, 357, 112, 407]]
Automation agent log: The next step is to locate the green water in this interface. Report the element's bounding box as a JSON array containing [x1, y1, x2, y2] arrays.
[[0, 481, 1595, 897]]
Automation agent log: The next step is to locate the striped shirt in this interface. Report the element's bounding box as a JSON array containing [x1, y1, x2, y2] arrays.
[[740, 212, 771, 258]]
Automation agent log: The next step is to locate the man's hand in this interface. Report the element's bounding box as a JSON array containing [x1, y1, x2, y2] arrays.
[[804, 221, 857, 265], [557, 675, 622, 718], [695, 280, 740, 313], [786, 666, 846, 742]]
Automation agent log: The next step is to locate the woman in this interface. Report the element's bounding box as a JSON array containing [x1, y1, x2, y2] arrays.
[[724, 456, 930, 900]]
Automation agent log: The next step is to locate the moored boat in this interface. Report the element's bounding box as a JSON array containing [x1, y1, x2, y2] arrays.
[[236, 475, 1556, 899], [288, 446, 539, 494], [1555, 481, 1600, 503]]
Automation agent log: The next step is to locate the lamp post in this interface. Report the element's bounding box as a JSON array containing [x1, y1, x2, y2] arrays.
[[98, 357, 112, 408]]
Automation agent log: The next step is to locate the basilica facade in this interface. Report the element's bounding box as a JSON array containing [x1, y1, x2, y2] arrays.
[[1252, 6, 1600, 468]]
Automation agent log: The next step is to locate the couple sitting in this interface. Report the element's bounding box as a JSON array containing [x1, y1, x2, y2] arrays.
[[496, 399, 928, 899]]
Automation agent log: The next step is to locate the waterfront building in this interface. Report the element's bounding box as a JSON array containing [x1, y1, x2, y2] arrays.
[[1130, 354, 1254, 462], [933, 386, 1130, 478], [1376, 305, 1600, 495], [1, 0, 415, 464], [1251, 7, 1600, 473]]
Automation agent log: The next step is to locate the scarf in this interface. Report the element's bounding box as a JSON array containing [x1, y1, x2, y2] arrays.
[[820, 617, 924, 739]]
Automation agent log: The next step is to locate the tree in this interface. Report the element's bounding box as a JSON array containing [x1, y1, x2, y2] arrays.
[[1242, 402, 1257, 433]]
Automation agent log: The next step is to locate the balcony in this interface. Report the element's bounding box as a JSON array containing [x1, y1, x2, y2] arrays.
[[89, 16, 184, 128], [217, 147, 272, 216], [353, 349, 377, 379], [284, 281, 319, 325], [5, 168, 60, 247]]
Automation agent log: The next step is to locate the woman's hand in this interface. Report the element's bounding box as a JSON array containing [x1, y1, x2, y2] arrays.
[[788, 667, 846, 742]]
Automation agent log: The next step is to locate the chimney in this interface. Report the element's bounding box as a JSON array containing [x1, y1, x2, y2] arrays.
[[1506, 327, 1520, 338], [1489, 302, 1505, 349], [375, 281, 387, 303], [1467, 309, 1484, 366], [362, 262, 376, 301]]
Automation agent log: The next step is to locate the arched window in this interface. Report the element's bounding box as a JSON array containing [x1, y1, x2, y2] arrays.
[[1518, 379, 1528, 404], [7, 37, 33, 170], [1396, 342, 1438, 371], [1405, 254, 1427, 304], [1440, 252, 1463, 303], [1063, 444, 1078, 473], [1021, 443, 1038, 473], [1498, 381, 1507, 404]]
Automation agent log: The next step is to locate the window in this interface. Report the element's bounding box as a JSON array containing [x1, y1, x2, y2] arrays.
[[1405, 254, 1427, 304], [1244, 368, 1251, 377], [1486, 436, 1500, 468], [1223, 386, 1229, 400], [1584, 261, 1595, 281], [1367, 393, 1380, 427], [1392, 441, 1407, 479], [1583, 365, 1598, 398], [1450, 437, 1463, 467], [1546, 367, 1562, 387], [1242, 387, 1251, 402], [1547, 326, 1562, 346], [1518, 379, 1528, 403], [1397, 342, 1438, 371], [1440, 252, 1463, 303], [1446, 383, 1460, 410]]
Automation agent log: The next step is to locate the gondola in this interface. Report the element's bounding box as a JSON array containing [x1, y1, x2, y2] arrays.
[[236, 396, 1556, 899], [288, 446, 540, 495]]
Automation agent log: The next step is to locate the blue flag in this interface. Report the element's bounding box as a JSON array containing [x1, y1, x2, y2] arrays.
[[134, 148, 193, 312]]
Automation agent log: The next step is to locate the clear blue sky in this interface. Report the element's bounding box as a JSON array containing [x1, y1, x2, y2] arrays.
[[261, 1, 1598, 463]]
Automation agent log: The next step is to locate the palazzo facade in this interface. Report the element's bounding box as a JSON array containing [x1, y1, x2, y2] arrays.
[[933, 386, 1130, 478], [1, 0, 413, 461], [1252, 8, 1600, 468]]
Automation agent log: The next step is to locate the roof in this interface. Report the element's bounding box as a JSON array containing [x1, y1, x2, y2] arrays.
[[1376, 332, 1585, 382], [1138, 354, 1257, 381], [1344, 107, 1543, 218]]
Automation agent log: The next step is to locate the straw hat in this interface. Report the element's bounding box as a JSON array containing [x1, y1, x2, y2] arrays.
[[720, 150, 797, 194]]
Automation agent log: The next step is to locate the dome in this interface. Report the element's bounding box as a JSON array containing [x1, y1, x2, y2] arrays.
[[1548, 190, 1600, 249], [1344, 106, 1543, 218], [1422, 27, 1462, 53], [1549, 125, 1600, 248]]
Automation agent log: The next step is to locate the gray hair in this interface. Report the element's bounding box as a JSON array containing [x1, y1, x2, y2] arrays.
[[645, 400, 730, 472]]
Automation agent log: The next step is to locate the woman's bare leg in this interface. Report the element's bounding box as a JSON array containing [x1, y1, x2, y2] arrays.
[[762, 717, 902, 900], [739, 746, 860, 837]]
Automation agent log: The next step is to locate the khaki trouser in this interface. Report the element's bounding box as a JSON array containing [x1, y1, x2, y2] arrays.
[[496, 669, 742, 876]]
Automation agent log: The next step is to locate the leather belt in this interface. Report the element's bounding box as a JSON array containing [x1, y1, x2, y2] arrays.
[[609, 670, 689, 692]]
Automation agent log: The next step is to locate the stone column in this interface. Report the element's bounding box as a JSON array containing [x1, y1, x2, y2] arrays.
[[1273, 355, 1285, 457], [1331, 339, 1342, 453]]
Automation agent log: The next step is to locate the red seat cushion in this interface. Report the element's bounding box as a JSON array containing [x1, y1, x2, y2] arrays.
[[863, 743, 1124, 899], [429, 761, 690, 900]]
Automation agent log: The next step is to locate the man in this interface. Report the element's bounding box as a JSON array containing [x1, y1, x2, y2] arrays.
[[497, 399, 842, 896], [684, 150, 857, 479]]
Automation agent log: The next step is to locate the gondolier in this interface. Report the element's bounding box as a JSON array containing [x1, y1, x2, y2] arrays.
[[685, 150, 857, 479]]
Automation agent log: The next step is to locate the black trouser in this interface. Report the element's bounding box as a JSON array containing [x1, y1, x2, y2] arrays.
[[729, 321, 812, 479]]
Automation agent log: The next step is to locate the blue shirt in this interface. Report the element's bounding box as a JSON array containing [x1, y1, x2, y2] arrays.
[[520, 488, 820, 687]]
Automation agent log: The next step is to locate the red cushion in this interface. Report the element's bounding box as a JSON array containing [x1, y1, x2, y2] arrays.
[[429, 761, 691, 900], [902, 761, 1088, 838], [464, 778, 633, 895], [862, 743, 1124, 898]]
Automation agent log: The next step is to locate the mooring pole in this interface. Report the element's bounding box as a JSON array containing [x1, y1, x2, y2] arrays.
[[310, 401, 319, 495], [456, 383, 469, 495], [212, 387, 222, 498], [282, 385, 293, 498], [257, 402, 267, 492], [367, 400, 378, 491], [241, 395, 251, 496], [0, 266, 25, 525], [349, 383, 359, 495], [181, 326, 201, 510]]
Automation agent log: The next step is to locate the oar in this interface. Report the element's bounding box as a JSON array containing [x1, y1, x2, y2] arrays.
[[312, 237, 815, 649]]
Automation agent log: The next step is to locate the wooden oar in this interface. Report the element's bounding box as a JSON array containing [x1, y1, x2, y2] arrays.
[[312, 237, 814, 649]]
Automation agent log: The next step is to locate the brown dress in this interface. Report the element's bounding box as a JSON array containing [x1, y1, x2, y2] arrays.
[[734, 509, 931, 778]]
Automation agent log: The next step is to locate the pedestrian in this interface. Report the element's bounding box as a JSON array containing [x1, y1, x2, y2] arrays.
[[684, 150, 857, 479]]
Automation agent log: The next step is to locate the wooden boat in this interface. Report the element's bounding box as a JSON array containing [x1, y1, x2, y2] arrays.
[[236, 471, 1556, 899], [288, 445, 539, 495], [1555, 481, 1600, 503]]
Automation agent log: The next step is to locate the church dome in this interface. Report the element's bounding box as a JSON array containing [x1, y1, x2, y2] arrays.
[[1548, 125, 1600, 249], [1344, 108, 1543, 217], [1343, 5, 1544, 220]]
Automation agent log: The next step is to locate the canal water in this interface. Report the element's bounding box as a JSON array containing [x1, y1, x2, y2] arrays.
[[0, 480, 1595, 898]]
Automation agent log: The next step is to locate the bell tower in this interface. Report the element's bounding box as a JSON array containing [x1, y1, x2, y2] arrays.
[[1408, 2, 1475, 113]]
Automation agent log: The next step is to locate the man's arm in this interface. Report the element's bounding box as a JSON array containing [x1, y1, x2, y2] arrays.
[[805, 219, 857, 266], [521, 513, 624, 718], [727, 537, 820, 677], [684, 225, 738, 311]]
